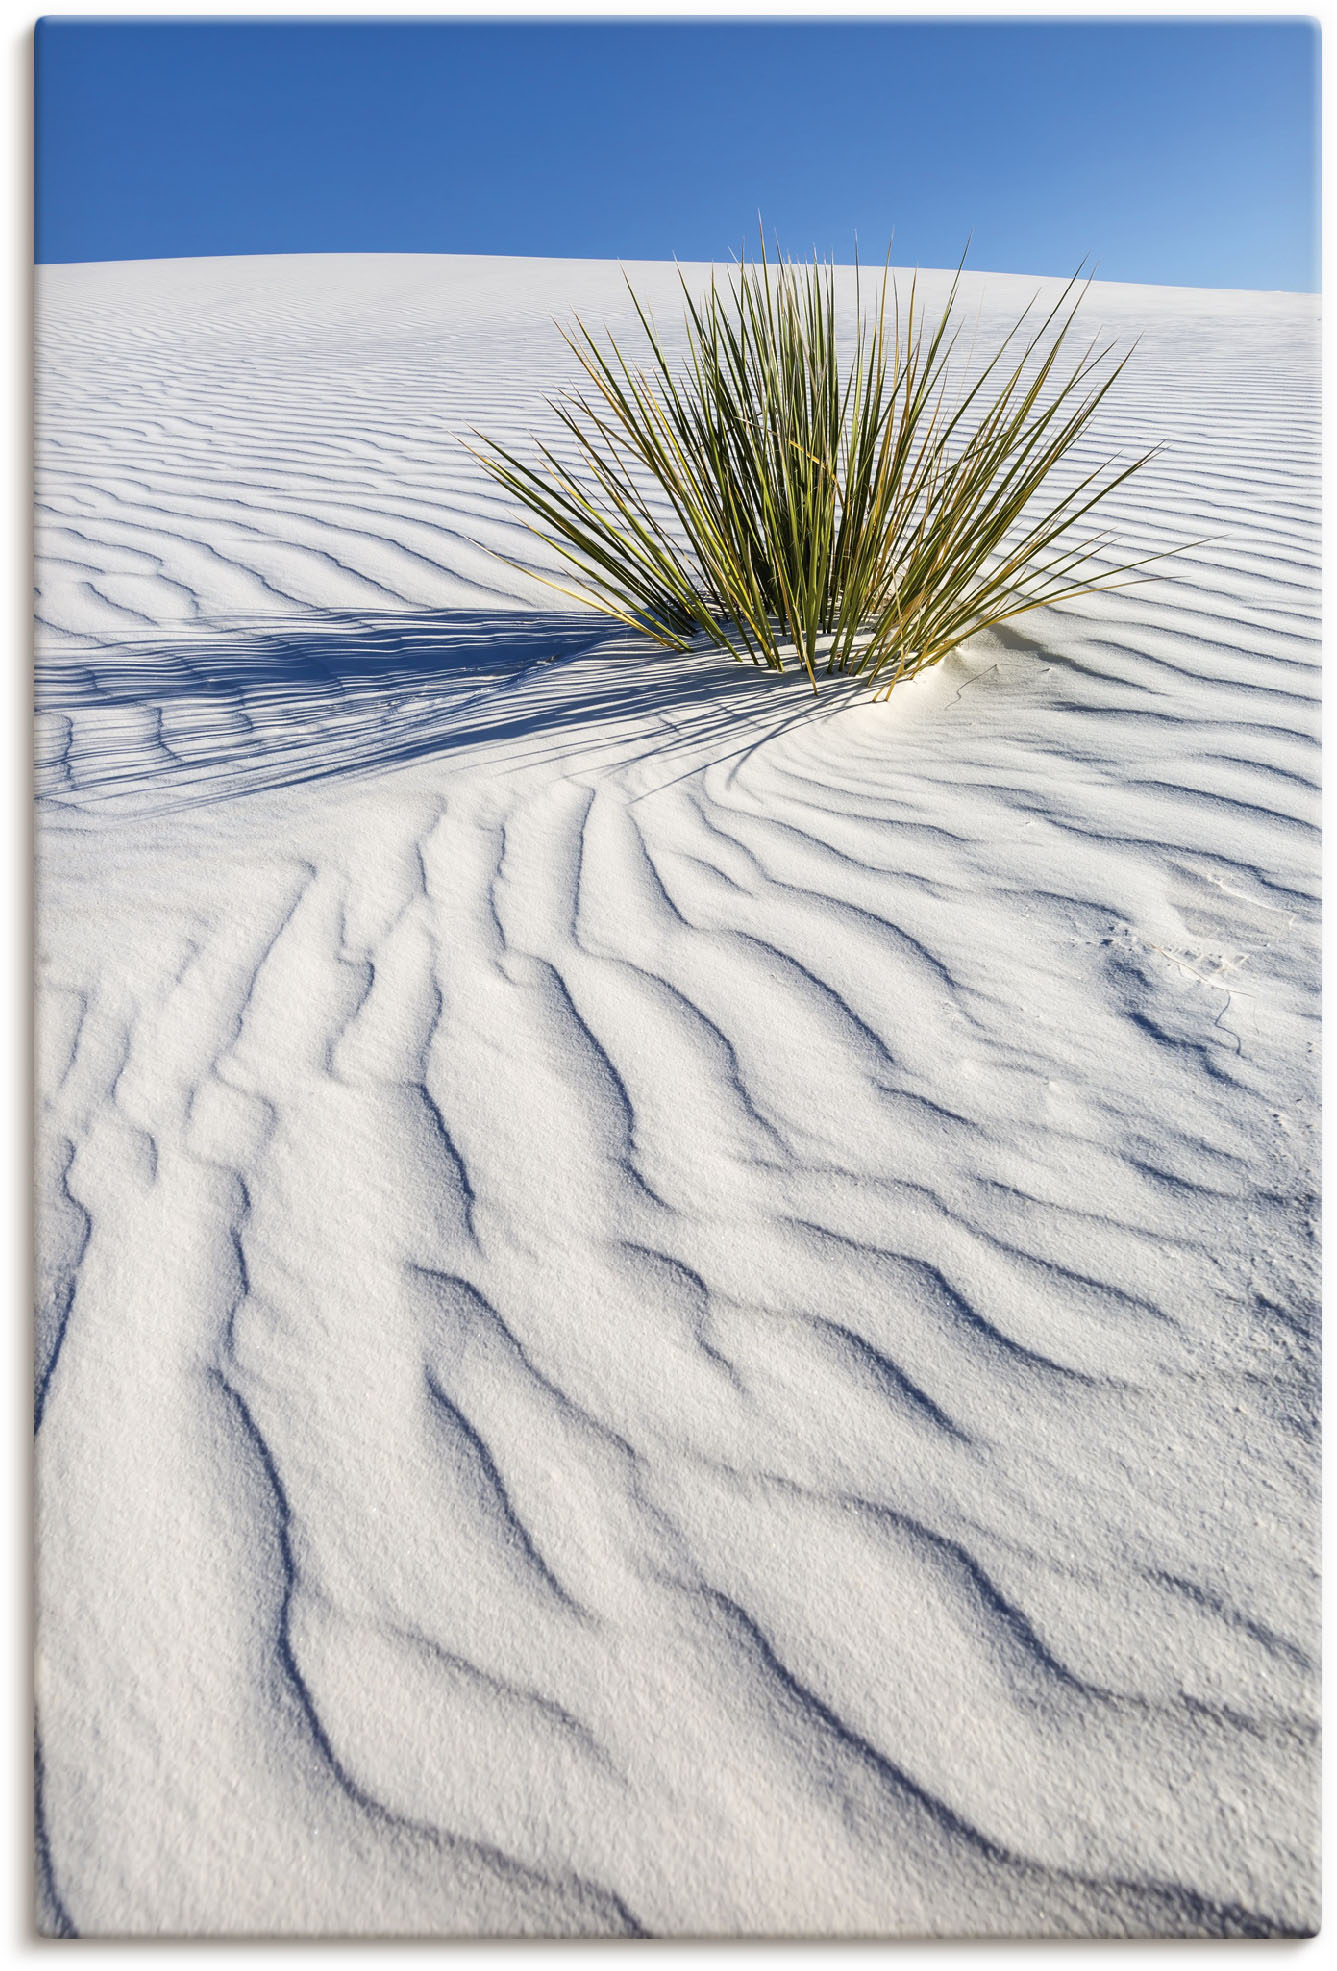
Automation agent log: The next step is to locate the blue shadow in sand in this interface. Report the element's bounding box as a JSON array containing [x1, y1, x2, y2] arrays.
[[35, 608, 842, 810]]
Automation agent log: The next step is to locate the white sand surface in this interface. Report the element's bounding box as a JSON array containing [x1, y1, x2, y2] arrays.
[[34, 254, 1319, 1937]]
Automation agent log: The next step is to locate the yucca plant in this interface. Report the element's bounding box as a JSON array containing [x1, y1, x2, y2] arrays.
[[468, 236, 1163, 697]]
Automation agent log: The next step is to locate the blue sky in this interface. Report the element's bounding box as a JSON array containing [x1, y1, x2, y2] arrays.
[[35, 16, 1319, 290]]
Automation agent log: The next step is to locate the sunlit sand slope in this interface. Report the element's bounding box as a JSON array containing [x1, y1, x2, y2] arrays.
[[35, 255, 1318, 1937]]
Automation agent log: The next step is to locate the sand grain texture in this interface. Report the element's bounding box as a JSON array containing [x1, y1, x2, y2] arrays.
[[34, 254, 1319, 1937]]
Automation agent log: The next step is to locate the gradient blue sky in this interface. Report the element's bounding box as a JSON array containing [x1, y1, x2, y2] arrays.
[[35, 15, 1319, 290]]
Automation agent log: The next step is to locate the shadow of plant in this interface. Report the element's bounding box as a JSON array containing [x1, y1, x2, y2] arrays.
[[35, 607, 853, 812]]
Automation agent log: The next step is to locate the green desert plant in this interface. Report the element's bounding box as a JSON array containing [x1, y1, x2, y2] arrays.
[[468, 236, 1163, 697]]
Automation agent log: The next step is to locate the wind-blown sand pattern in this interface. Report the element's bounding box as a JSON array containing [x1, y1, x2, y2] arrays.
[[35, 255, 1319, 1937]]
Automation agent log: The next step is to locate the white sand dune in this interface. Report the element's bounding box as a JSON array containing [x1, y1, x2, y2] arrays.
[[34, 254, 1319, 1937]]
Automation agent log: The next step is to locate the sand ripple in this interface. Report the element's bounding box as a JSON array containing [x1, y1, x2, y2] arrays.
[[34, 255, 1318, 1936]]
